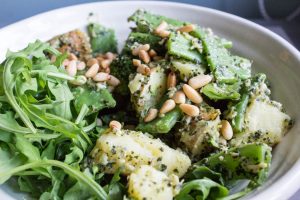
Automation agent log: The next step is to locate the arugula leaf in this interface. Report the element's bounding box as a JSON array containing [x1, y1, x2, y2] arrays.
[[47, 81, 74, 120], [175, 178, 229, 200], [0, 111, 31, 134], [15, 134, 41, 162], [73, 86, 116, 115]]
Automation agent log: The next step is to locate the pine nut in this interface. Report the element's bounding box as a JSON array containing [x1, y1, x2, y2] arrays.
[[144, 108, 158, 122], [139, 50, 151, 64], [93, 72, 110, 82], [85, 63, 99, 78], [132, 44, 150, 56], [182, 84, 203, 104], [68, 53, 78, 61], [104, 67, 110, 74], [177, 24, 196, 33], [70, 75, 87, 86], [105, 52, 115, 60], [96, 56, 105, 64], [167, 72, 177, 88], [155, 21, 168, 34], [137, 64, 151, 75], [179, 104, 200, 117], [87, 58, 98, 67], [66, 60, 77, 77], [62, 59, 69, 67], [173, 91, 186, 104], [158, 30, 171, 38], [160, 99, 176, 114], [109, 120, 122, 131], [96, 118, 103, 126], [50, 55, 56, 63], [221, 120, 233, 140], [107, 75, 120, 86], [149, 49, 157, 57], [188, 75, 212, 89], [100, 59, 112, 69], [77, 61, 86, 70], [132, 59, 141, 67]]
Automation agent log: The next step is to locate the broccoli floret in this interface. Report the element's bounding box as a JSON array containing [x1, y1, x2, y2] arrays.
[[110, 55, 136, 96]]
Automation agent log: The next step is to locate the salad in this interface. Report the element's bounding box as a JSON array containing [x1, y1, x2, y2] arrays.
[[0, 10, 292, 200]]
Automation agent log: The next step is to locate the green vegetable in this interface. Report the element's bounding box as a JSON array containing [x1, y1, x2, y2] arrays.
[[122, 32, 163, 55], [198, 143, 272, 186], [192, 28, 251, 83], [110, 55, 136, 96], [185, 166, 224, 185], [128, 9, 184, 33], [171, 58, 206, 80], [72, 86, 116, 115], [175, 179, 229, 200], [202, 82, 241, 100], [88, 23, 117, 53], [136, 107, 182, 134], [167, 32, 202, 63], [227, 92, 249, 132]]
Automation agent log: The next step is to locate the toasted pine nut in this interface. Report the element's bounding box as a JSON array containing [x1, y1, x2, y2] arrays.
[[87, 58, 98, 67], [96, 56, 105, 64], [66, 60, 77, 77], [50, 55, 56, 63], [109, 120, 122, 130], [100, 59, 112, 69], [137, 64, 151, 75], [167, 72, 177, 88], [85, 63, 99, 78], [62, 59, 69, 67], [139, 50, 151, 64], [155, 21, 168, 34], [177, 24, 196, 33], [107, 75, 120, 86], [96, 118, 103, 126], [93, 72, 110, 82], [221, 120, 233, 140], [132, 59, 142, 67], [153, 56, 163, 61], [105, 52, 115, 60], [158, 30, 170, 38], [160, 99, 176, 114], [132, 44, 150, 56], [149, 49, 157, 57], [68, 53, 78, 61], [179, 104, 200, 117], [77, 61, 86, 70], [173, 91, 186, 104], [104, 67, 110, 74], [144, 108, 158, 122], [188, 75, 212, 89], [70, 75, 87, 86], [182, 84, 203, 104]]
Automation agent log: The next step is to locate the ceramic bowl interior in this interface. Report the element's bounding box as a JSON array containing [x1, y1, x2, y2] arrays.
[[0, 1, 299, 200]]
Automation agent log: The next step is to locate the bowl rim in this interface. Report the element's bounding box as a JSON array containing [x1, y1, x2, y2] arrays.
[[0, 1, 300, 200]]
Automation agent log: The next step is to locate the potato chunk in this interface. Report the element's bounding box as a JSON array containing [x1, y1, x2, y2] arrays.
[[91, 129, 191, 177], [128, 165, 180, 200]]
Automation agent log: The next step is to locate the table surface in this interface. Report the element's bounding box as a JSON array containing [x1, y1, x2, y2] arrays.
[[0, 1, 299, 200]]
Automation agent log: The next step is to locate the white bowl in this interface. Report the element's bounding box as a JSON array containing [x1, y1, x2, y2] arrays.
[[0, 1, 299, 199]]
